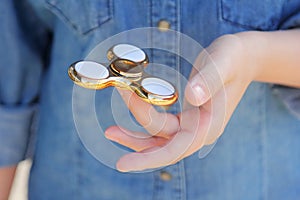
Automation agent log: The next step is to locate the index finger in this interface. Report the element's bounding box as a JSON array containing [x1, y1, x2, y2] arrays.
[[116, 130, 196, 172], [116, 107, 206, 172], [118, 88, 179, 138]]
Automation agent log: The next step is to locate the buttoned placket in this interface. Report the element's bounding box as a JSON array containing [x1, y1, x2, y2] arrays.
[[148, 0, 187, 200]]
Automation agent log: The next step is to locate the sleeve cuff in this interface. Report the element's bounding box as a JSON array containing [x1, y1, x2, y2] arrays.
[[280, 12, 300, 29], [0, 105, 37, 167]]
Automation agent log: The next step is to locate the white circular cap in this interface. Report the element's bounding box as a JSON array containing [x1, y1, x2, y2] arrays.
[[75, 61, 109, 80], [113, 44, 146, 62], [141, 77, 175, 96]]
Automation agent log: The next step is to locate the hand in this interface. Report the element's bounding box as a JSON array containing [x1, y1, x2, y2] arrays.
[[105, 34, 263, 172]]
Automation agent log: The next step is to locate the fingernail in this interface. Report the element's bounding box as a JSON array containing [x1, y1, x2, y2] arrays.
[[116, 161, 130, 172], [191, 82, 206, 105]]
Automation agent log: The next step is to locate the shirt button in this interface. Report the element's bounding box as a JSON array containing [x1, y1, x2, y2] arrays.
[[157, 20, 170, 32], [160, 171, 172, 181]]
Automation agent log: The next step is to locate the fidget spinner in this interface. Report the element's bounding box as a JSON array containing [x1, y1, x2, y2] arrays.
[[68, 44, 178, 106]]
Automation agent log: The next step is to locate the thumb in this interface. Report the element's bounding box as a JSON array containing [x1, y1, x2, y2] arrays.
[[185, 64, 225, 106]]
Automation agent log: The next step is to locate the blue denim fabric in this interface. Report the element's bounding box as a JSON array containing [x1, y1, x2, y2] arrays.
[[1, 0, 300, 199]]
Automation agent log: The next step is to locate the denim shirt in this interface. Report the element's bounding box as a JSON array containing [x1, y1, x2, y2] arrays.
[[1, 0, 300, 199]]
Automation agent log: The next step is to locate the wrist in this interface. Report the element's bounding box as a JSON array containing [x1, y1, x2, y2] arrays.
[[234, 31, 268, 83]]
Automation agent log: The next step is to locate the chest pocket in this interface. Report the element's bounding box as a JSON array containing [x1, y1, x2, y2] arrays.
[[46, 0, 113, 35], [220, 0, 286, 30]]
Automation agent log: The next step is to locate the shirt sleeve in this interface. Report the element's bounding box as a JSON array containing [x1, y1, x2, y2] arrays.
[[280, 1, 300, 30], [273, 1, 300, 120], [0, 0, 50, 166]]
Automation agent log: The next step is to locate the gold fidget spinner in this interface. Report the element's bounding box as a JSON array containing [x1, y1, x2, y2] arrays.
[[68, 44, 178, 106]]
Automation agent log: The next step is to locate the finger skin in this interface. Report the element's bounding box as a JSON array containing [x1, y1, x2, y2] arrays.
[[185, 64, 225, 107], [113, 94, 228, 172], [105, 126, 168, 152], [115, 128, 203, 172], [118, 89, 179, 137]]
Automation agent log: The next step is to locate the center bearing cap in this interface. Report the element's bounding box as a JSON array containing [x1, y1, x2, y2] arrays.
[[110, 59, 144, 78]]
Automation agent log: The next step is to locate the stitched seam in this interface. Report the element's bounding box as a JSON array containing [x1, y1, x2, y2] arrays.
[[261, 84, 268, 200], [45, 0, 113, 35], [45, 2, 79, 32], [219, 0, 281, 30]]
